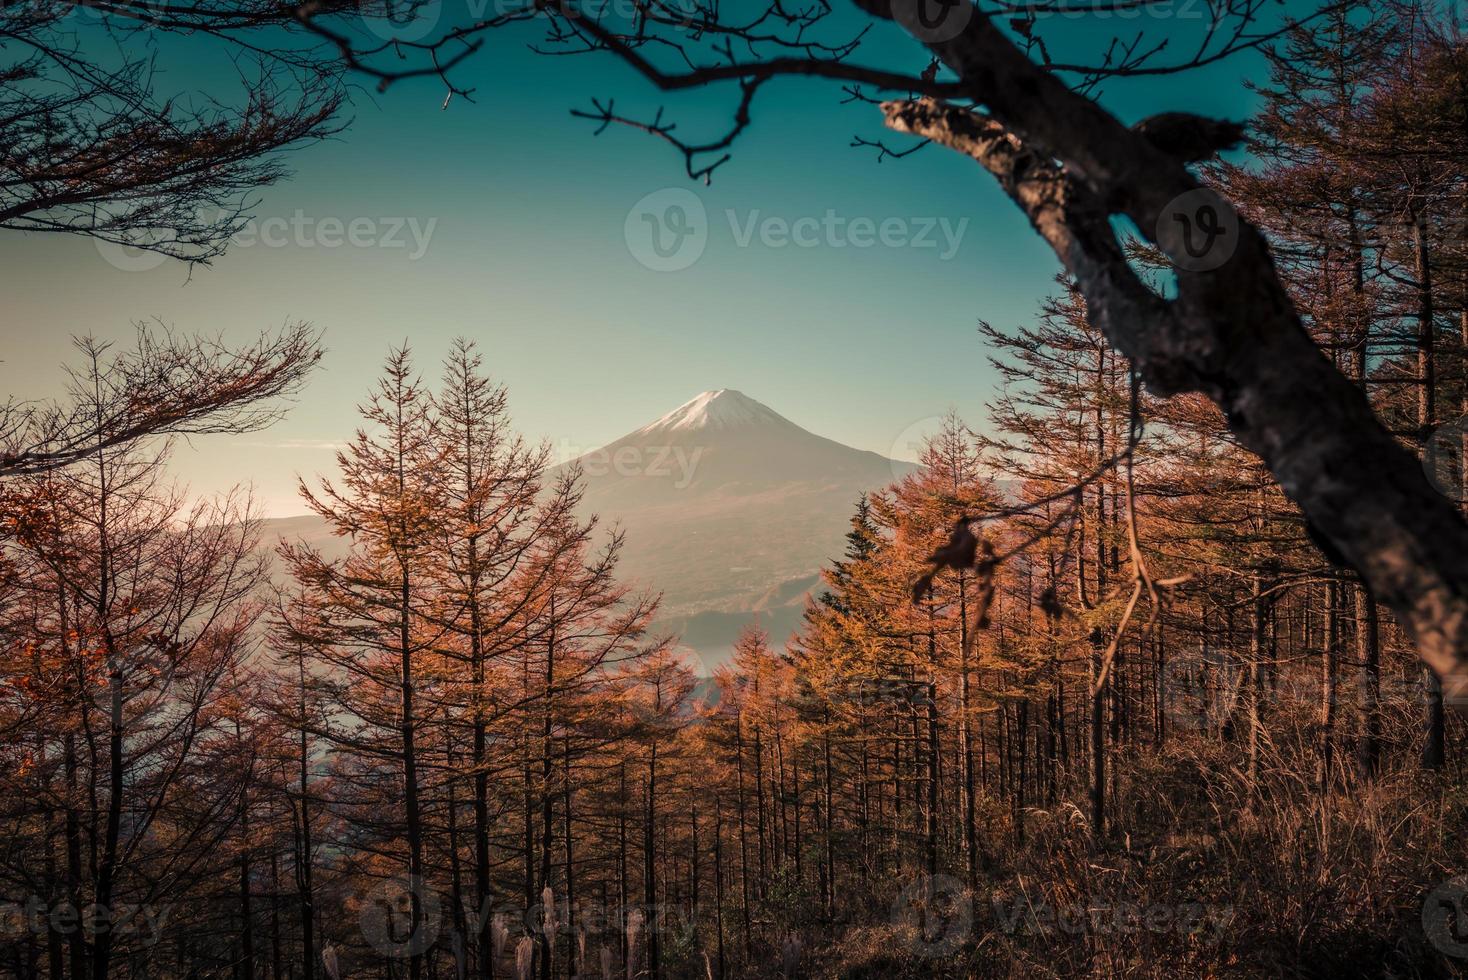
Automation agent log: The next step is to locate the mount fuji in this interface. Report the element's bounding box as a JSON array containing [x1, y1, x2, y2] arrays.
[[258, 390, 912, 670], [559, 389, 913, 667]]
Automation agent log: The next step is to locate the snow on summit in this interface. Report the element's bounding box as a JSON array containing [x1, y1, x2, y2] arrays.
[[635, 389, 798, 434]]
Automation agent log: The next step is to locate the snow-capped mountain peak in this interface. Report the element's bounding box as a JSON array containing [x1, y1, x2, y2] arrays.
[[635, 389, 797, 435]]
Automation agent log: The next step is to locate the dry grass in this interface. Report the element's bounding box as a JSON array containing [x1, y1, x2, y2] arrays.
[[798, 728, 1468, 979]]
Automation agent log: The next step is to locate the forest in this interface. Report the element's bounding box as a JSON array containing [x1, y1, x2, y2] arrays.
[[6, 0, 1468, 977]]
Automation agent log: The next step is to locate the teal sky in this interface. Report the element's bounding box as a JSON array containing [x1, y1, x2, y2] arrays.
[[1, 7, 1273, 516]]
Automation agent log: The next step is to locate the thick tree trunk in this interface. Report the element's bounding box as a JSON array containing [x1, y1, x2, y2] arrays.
[[690, 804, 700, 923], [1088, 631, 1105, 837], [468, 546, 494, 980], [238, 754, 254, 980], [822, 731, 835, 919], [876, 11, 1468, 698], [400, 568, 426, 980], [91, 639, 124, 980], [270, 853, 282, 980], [1015, 698, 1028, 846], [1414, 215, 1447, 770], [1246, 575, 1266, 791], [713, 800, 726, 980], [734, 724, 751, 956], [1089, 472, 1106, 837], [539, 617, 557, 980], [64, 733, 86, 980], [44, 815, 63, 980], [618, 764, 629, 973], [1356, 586, 1383, 778], [644, 746, 660, 980], [752, 719, 767, 901], [564, 747, 576, 980], [924, 676, 939, 875], [1319, 578, 1339, 791], [446, 755, 469, 977], [295, 665, 315, 980], [958, 574, 978, 888]]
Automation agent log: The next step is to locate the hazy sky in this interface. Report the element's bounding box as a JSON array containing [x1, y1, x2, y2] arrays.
[[2, 7, 1268, 516]]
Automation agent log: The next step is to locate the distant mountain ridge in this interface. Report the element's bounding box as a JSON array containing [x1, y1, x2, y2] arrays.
[[259, 390, 913, 671]]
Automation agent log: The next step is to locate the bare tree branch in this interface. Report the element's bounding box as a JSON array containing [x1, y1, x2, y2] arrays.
[[0, 322, 324, 477]]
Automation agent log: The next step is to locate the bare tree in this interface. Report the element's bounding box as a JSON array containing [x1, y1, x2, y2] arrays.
[[1, 421, 269, 980], [0, 5, 335, 482], [1, 322, 322, 478], [0, 3, 342, 260]]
